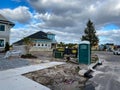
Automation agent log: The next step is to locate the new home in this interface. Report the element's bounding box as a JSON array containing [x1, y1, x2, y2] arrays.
[[0, 14, 14, 51], [13, 31, 57, 51]]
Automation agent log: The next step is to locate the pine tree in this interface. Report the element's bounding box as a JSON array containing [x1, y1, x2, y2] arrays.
[[81, 20, 99, 47]]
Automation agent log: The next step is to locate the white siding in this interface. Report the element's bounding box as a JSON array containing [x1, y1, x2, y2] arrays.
[[0, 24, 11, 43], [30, 42, 52, 51]]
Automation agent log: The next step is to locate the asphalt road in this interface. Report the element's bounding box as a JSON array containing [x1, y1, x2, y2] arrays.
[[95, 51, 120, 62], [85, 51, 120, 90]]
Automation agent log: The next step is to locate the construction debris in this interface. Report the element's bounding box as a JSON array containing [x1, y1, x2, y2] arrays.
[[23, 63, 87, 90]]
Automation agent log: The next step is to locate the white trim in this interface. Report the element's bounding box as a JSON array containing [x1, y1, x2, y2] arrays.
[[79, 41, 90, 44], [0, 38, 6, 48]]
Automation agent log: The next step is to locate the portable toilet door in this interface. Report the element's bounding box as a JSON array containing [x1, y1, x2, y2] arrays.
[[78, 41, 91, 64]]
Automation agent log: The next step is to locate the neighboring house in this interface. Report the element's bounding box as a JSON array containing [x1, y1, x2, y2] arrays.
[[105, 43, 114, 51], [116, 45, 120, 49], [0, 14, 15, 51], [113, 45, 120, 50], [99, 44, 105, 51], [13, 31, 57, 51], [99, 43, 114, 51], [92, 44, 99, 50]]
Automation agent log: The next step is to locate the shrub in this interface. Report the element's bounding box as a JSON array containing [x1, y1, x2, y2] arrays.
[[21, 54, 37, 59], [5, 42, 10, 52]]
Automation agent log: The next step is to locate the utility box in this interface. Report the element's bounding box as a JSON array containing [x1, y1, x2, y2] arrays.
[[78, 41, 91, 64], [54, 51, 64, 58]]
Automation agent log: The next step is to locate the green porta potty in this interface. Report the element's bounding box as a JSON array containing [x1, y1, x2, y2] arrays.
[[78, 41, 91, 64]]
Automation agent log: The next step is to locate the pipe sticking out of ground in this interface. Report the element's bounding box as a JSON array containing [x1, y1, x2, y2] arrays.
[[84, 60, 102, 78]]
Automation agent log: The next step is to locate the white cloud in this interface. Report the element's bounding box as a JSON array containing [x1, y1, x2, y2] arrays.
[[27, 0, 120, 44], [10, 27, 39, 44], [97, 29, 120, 44], [0, 6, 32, 23], [4, 0, 120, 45]]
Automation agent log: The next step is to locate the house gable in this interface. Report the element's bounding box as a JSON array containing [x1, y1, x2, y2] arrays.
[[13, 31, 52, 45], [27, 31, 49, 39], [13, 31, 57, 51]]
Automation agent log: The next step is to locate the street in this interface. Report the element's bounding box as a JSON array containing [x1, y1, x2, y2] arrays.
[[96, 51, 120, 62], [86, 51, 120, 90]]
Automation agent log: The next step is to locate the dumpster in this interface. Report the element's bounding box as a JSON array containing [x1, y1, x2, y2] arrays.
[[57, 48, 64, 52], [64, 48, 71, 55], [78, 41, 91, 64], [54, 51, 64, 58]]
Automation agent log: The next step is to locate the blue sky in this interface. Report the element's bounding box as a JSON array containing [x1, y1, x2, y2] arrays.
[[102, 24, 119, 31], [0, 0, 120, 45], [0, 0, 30, 9]]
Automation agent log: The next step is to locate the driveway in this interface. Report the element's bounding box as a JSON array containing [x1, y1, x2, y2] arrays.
[[0, 62, 65, 90], [86, 51, 120, 90], [0, 53, 30, 71]]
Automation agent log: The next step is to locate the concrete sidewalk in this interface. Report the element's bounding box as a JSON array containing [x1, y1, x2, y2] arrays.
[[0, 62, 65, 90]]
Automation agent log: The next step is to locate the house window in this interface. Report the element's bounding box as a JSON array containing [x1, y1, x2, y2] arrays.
[[0, 25, 5, 31], [0, 39, 5, 47], [45, 44, 47, 46], [38, 44, 40, 46]]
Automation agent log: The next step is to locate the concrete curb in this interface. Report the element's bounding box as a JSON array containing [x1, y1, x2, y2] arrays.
[[79, 60, 102, 78], [84, 60, 102, 78]]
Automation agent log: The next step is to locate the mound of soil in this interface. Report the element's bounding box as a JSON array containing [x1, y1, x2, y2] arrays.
[[23, 64, 87, 90]]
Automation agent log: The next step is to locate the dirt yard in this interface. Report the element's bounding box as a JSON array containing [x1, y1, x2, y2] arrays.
[[23, 63, 88, 90], [23, 51, 98, 90], [26, 51, 98, 64]]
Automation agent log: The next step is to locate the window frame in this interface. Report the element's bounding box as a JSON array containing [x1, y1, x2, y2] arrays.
[[45, 44, 47, 47], [38, 43, 40, 46], [0, 24, 6, 31], [42, 44, 44, 46], [0, 38, 5, 48]]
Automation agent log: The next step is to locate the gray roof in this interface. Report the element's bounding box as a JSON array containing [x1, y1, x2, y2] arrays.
[[13, 31, 51, 45], [27, 31, 50, 39], [0, 14, 15, 27]]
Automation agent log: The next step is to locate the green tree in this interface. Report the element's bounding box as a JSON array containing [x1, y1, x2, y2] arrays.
[[66, 43, 76, 48], [81, 20, 99, 47], [23, 38, 33, 54], [57, 42, 65, 48], [5, 42, 10, 52]]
